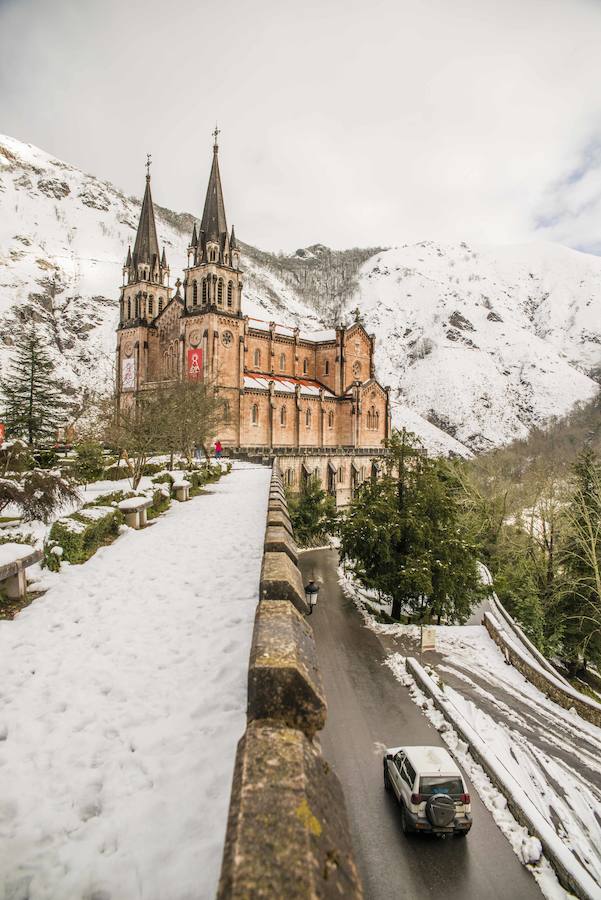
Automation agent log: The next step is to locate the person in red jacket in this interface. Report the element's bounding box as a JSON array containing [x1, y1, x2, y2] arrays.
[[214, 440, 223, 459]]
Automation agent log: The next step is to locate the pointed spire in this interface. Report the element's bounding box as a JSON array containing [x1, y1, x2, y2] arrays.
[[230, 225, 238, 250], [125, 244, 132, 267], [132, 164, 160, 268], [190, 222, 198, 247], [161, 245, 167, 268], [200, 129, 228, 242]]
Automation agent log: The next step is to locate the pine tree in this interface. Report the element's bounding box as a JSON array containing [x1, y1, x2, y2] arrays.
[[339, 429, 483, 623], [1, 325, 69, 446], [287, 476, 338, 547], [559, 448, 601, 672]]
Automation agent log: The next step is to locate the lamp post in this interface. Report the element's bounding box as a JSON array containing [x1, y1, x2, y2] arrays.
[[304, 579, 320, 615]]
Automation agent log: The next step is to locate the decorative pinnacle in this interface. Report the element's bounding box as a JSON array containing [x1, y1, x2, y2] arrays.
[[213, 124, 220, 152], [145, 153, 152, 180]]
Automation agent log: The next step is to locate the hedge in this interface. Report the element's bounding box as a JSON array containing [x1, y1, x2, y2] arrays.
[[44, 505, 123, 571]]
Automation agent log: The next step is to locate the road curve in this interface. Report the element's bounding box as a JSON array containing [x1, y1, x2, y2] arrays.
[[299, 548, 542, 900]]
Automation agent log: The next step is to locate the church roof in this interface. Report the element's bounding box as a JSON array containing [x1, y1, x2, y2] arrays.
[[244, 373, 335, 398], [200, 140, 228, 242], [133, 173, 161, 267]]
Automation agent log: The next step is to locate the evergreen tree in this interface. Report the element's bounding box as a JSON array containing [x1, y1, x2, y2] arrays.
[[287, 476, 337, 547], [1, 325, 69, 446], [339, 430, 483, 622], [72, 440, 105, 487], [559, 448, 601, 672]]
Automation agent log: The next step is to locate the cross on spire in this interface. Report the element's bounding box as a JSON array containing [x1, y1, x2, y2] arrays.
[[213, 125, 220, 152], [145, 153, 152, 180]]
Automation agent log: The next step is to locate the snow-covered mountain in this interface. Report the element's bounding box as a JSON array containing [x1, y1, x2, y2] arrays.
[[1, 132, 600, 456]]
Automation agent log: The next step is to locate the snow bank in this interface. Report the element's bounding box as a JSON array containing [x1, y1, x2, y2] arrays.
[[0, 461, 271, 900]]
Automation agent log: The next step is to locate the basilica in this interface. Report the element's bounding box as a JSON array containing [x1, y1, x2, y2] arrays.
[[115, 135, 390, 503]]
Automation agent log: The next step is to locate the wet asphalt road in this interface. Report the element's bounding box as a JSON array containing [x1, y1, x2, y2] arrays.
[[299, 548, 542, 900]]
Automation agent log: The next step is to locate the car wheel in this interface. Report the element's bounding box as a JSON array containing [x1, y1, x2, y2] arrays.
[[455, 829, 469, 838], [383, 764, 392, 792], [400, 804, 411, 835]]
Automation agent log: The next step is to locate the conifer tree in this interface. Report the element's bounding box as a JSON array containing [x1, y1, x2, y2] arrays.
[[287, 476, 337, 547], [1, 325, 69, 446], [559, 448, 601, 672], [339, 429, 483, 623]]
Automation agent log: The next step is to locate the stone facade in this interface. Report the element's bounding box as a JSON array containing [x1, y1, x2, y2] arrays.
[[116, 137, 390, 502]]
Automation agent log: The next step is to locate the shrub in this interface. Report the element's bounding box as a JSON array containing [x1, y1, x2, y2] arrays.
[[142, 462, 164, 476], [44, 505, 123, 571], [147, 487, 171, 519], [72, 441, 105, 485], [103, 462, 133, 480], [151, 471, 174, 486], [33, 449, 59, 469], [83, 489, 130, 508]]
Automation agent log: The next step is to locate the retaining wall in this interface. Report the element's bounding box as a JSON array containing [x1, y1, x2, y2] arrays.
[[406, 657, 600, 900], [484, 612, 601, 729], [217, 462, 363, 899]]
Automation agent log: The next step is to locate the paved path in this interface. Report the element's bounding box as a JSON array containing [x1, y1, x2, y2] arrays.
[[300, 548, 542, 900]]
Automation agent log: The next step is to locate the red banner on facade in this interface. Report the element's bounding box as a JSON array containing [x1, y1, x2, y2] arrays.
[[0, 423, 5, 445], [187, 348, 203, 379]]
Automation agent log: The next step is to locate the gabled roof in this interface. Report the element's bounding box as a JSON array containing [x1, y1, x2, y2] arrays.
[[244, 373, 335, 398], [133, 174, 160, 267]]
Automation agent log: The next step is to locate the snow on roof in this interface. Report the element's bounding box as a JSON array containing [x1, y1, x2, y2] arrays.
[[387, 745, 461, 777], [299, 328, 336, 343], [247, 317, 336, 343], [244, 373, 334, 398]]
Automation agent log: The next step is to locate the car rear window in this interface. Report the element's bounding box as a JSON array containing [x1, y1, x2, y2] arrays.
[[419, 776, 463, 796]]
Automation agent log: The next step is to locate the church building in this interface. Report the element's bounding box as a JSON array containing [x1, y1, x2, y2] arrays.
[[115, 135, 390, 504]]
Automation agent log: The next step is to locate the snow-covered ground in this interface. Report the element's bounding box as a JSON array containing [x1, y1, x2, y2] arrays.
[[339, 568, 601, 898], [0, 460, 271, 900]]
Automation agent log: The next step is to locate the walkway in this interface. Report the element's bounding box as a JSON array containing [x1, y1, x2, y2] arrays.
[[0, 462, 271, 900]]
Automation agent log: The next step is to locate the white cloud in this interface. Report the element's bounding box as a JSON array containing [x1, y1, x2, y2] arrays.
[[1, 0, 601, 252]]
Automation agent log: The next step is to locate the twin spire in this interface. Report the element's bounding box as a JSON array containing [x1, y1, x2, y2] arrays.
[[126, 130, 238, 283]]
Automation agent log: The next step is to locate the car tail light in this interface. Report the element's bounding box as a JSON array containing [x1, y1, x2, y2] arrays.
[[411, 793, 425, 804], [461, 793, 470, 804]]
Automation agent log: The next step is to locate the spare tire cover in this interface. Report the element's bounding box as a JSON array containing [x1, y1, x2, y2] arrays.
[[425, 794, 455, 827]]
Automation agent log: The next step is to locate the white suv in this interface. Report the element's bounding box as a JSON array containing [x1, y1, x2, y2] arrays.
[[383, 745, 472, 836]]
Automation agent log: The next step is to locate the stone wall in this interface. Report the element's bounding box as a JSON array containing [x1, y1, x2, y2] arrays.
[[484, 612, 601, 729], [217, 463, 363, 899]]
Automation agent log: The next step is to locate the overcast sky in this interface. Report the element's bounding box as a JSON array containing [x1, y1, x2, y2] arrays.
[[2, 0, 601, 253]]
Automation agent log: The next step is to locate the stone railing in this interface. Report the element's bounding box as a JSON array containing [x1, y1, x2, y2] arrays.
[[483, 612, 601, 728], [217, 462, 363, 899]]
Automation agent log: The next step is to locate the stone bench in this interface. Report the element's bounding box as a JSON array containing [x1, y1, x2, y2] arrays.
[[0, 544, 42, 600], [118, 496, 153, 529], [172, 479, 191, 502]]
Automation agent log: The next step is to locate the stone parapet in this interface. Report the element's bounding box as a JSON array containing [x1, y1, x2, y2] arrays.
[[248, 600, 326, 737], [261, 550, 308, 614], [264, 525, 299, 565], [218, 722, 362, 900], [217, 460, 363, 899]]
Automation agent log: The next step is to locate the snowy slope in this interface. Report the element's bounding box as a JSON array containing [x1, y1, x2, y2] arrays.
[[355, 243, 601, 452], [1, 133, 601, 454]]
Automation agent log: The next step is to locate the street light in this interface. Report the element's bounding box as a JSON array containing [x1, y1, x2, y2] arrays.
[[304, 579, 320, 615]]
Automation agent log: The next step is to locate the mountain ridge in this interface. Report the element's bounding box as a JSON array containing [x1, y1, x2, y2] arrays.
[[1, 132, 600, 456]]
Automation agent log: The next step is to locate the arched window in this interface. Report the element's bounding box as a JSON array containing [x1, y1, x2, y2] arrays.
[[127, 298, 131, 319], [158, 298, 163, 313], [223, 401, 231, 424], [338, 466, 344, 484], [227, 281, 233, 307], [254, 348, 261, 367], [193, 281, 198, 305], [324, 360, 330, 375], [251, 403, 259, 425], [279, 353, 286, 371], [328, 411, 334, 429], [305, 408, 311, 428], [303, 358, 308, 375], [148, 296, 154, 316], [375, 411, 380, 429], [280, 406, 286, 426], [217, 279, 223, 305], [135, 297, 140, 318], [286, 468, 294, 486]]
